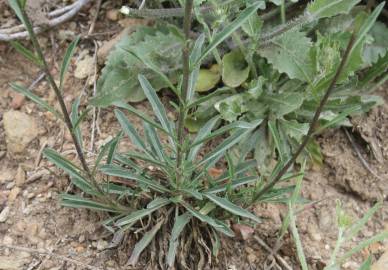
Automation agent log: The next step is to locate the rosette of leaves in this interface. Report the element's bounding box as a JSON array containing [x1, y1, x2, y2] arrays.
[[187, 1, 388, 172], [91, 24, 184, 106]]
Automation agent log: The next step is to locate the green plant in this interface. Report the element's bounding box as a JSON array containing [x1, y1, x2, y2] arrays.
[[7, 0, 388, 267]]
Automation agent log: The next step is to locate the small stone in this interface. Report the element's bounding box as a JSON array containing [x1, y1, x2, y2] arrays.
[[0, 169, 13, 184], [78, 235, 85, 243], [372, 250, 388, 270], [3, 111, 38, 154], [307, 224, 322, 241], [96, 239, 108, 251], [75, 245, 85, 253], [74, 54, 94, 79], [0, 207, 10, 223], [247, 253, 257, 264], [27, 223, 39, 236], [0, 151, 6, 160], [15, 221, 27, 233], [3, 235, 13, 245], [10, 92, 25, 109], [106, 9, 119, 21], [15, 166, 25, 187], [8, 187, 21, 202]]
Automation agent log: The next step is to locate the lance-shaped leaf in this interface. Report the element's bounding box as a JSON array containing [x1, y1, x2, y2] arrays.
[[61, 194, 119, 212], [167, 213, 192, 267], [204, 193, 261, 223], [100, 164, 169, 193], [307, 0, 361, 19], [60, 37, 80, 89]]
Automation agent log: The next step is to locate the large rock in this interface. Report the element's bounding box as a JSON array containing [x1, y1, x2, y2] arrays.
[[3, 111, 38, 154]]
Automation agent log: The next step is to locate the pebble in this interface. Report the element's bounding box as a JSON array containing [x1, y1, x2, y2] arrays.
[[96, 239, 108, 251], [2, 235, 13, 245], [372, 250, 388, 270], [0, 169, 13, 184], [0, 207, 10, 223], [0, 151, 6, 160], [74, 54, 94, 79], [10, 92, 25, 109], [3, 111, 38, 154], [15, 166, 25, 187], [8, 187, 21, 202], [106, 9, 119, 21]]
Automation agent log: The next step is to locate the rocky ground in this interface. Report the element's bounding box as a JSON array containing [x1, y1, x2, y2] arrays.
[[0, 1, 387, 270]]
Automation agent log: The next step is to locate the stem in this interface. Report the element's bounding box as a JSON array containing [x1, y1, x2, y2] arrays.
[[280, 0, 286, 24], [18, 8, 114, 204], [176, 0, 194, 186], [253, 33, 356, 202]]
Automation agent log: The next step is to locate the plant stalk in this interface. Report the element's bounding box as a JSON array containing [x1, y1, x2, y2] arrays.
[[18, 7, 113, 203], [253, 33, 356, 202], [176, 0, 194, 186]]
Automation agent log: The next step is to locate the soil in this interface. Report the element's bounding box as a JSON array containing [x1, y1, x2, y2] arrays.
[[0, 1, 387, 270]]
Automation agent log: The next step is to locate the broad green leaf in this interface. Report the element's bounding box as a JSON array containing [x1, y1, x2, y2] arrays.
[[127, 220, 164, 265], [167, 213, 192, 267], [307, 0, 361, 19], [100, 164, 169, 193], [138, 75, 173, 135], [263, 91, 304, 117], [10, 83, 63, 120], [279, 119, 309, 142], [259, 30, 314, 82], [242, 13, 263, 38], [92, 25, 183, 106], [181, 202, 235, 237], [205, 193, 261, 223], [116, 199, 169, 226], [197, 2, 263, 65], [195, 65, 221, 92], [344, 3, 385, 77], [222, 50, 250, 88], [60, 37, 80, 89], [363, 22, 388, 65], [10, 41, 41, 66], [61, 194, 119, 212]]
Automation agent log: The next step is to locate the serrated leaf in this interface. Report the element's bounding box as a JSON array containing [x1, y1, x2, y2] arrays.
[[92, 25, 183, 106], [222, 50, 250, 88], [259, 30, 314, 82], [263, 91, 304, 117], [363, 22, 388, 65], [307, 0, 361, 19]]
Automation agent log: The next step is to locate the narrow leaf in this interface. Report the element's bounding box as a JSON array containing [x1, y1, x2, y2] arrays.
[[61, 194, 119, 212], [60, 36, 80, 89], [167, 213, 192, 267], [10, 83, 63, 120], [205, 193, 261, 223], [10, 41, 41, 66]]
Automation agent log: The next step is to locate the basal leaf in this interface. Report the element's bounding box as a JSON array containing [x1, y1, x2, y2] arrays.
[[307, 0, 361, 19], [222, 50, 250, 88], [259, 30, 314, 82]]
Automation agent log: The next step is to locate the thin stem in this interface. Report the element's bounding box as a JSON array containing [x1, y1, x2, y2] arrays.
[[176, 0, 194, 186], [280, 0, 286, 24], [253, 33, 356, 202], [18, 8, 115, 204]]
